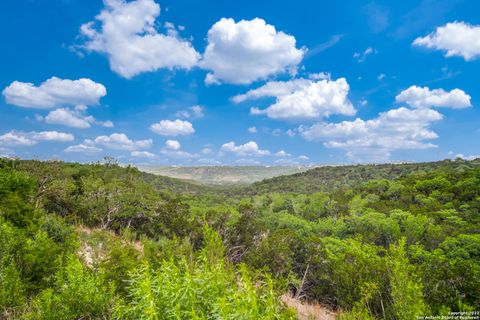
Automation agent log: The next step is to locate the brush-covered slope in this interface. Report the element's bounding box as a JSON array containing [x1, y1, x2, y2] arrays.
[[242, 158, 480, 194], [11, 159, 210, 195]]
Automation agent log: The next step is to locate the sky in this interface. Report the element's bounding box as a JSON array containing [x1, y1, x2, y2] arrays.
[[0, 0, 479, 166]]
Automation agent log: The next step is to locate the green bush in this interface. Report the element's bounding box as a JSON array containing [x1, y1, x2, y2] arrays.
[[115, 228, 294, 319], [26, 255, 113, 320]]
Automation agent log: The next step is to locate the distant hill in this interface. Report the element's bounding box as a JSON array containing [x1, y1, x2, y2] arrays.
[[241, 158, 480, 195], [138, 165, 311, 185], [9, 159, 210, 195]]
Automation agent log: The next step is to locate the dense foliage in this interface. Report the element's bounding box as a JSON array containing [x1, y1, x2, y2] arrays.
[[243, 159, 477, 194], [0, 157, 479, 319]]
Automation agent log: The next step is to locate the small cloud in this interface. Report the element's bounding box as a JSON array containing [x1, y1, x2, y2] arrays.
[[41, 107, 113, 129], [275, 150, 291, 157], [272, 129, 282, 136], [413, 21, 480, 61], [286, 129, 296, 137], [66, 133, 151, 153], [175, 105, 204, 119], [221, 141, 270, 157], [165, 139, 181, 150], [353, 47, 376, 63], [201, 147, 213, 155], [395, 85, 471, 109], [131, 151, 156, 158], [308, 72, 331, 80], [2, 77, 106, 109], [0, 130, 74, 147], [150, 119, 195, 136], [65, 142, 102, 153], [160, 140, 197, 159], [306, 34, 344, 58]]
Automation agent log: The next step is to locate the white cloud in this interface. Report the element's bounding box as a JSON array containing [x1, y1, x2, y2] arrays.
[[248, 126, 257, 133], [201, 147, 213, 155], [298, 155, 309, 160], [42, 107, 113, 129], [94, 133, 152, 150], [200, 18, 305, 84], [165, 139, 180, 150], [275, 150, 291, 157], [131, 151, 156, 158], [0, 132, 36, 146], [3, 77, 112, 130], [189, 105, 204, 118], [272, 129, 282, 136], [413, 21, 480, 61], [300, 107, 444, 161], [30, 131, 75, 142], [232, 78, 307, 103], [0, 130, 74, 147], [309, 72, 331, 80], [65, 133, 151, 153], [65, 141, 102, 153], [286, 129, 296, 137], [79, 0, 199, 78], [221, 141, 270, 157], [301, 118, 369, 140], [162, 150, 194, 159], [150, 119, 195, 136], [395, 85, 471, 109], [175, 105, 204, 119], [2, 77, 106, 109], [160, 149, 196, 159], [237, 78, 355, 120], [159, 139, 196, 159], [99, 120, 114, 128], [353, 47, 375, 62], [45, 108, 91, 128]]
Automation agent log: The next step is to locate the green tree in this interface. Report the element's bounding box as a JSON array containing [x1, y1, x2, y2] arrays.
[[388, 238, 428, 319]]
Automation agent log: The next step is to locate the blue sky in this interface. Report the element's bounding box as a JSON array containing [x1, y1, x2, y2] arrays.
[[0, 0, 479, 165]]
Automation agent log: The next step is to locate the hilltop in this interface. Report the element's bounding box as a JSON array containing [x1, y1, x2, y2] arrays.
[[138, 165, 311, 186], [241, 158, 480, 195]]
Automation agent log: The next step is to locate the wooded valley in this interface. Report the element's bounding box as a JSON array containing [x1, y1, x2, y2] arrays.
[[0, 157, 479, 319]]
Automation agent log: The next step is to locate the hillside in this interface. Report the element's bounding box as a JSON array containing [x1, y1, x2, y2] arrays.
[[138, 165, 311, 185], [1, 157, 479, 318], [242, 158, 480, 195], [12, 159, 212, 196]]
